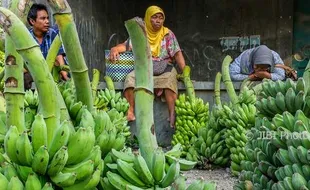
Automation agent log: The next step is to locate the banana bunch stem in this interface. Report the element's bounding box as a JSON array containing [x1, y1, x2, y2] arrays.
[[3, 0, 32, 133], [91, 69, 100, 98], [125, 17, 158, 166], [302, 59, 310, 95], [221, 55, 238, 105], [46, 35, 62, 72], [181, 65, 195, 100], [104, 75, 115, 91], [214, 72, 222, 107], [0, 7, 59, 145], [47, 0, 93, 112]]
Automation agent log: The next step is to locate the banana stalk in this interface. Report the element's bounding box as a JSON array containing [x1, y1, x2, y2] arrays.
[[47, 0, 93, 111], [3, 0, 32, 132], [91, 69, 100, 98], [303, 59, 310, 95], [182, 66, 195, 100], [221, 55, 238, 105], [0, 7, 59, 145], [125, 17, 158, 167], [104, 75, 114, 91], [4, 36, 25, 132], [46, 34, 61, 72], [214, 72, 222, 107]]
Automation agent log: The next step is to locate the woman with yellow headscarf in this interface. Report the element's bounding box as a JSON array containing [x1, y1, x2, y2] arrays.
[[110, 5, 186, 128]]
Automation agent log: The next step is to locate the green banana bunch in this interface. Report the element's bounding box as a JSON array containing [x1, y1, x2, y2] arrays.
[[172, 93, 209, 151], [24, 107, 36, 129], [235, 107, 310, 190], [15, 131, 33, 166], [256, 78, 310, 117], [66, 126, 95, 165], [238, 86, 256, 104], [24, 172, 42, 190], [24, 90, 39, 109], [193, 126, 229, 168], [31, 114, 47, 153], [186, 178, 216, 190], [104, 147, 182, 189], [94, 89, 130, 114]]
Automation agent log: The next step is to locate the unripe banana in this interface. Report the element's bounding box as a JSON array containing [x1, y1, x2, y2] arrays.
[[66, 126, 95, 165], [47, 146, 68, 176], [62, 159, 94, 181], [79, 109, 95, 128], [113, 134, 126, 151], [171, 175, 186, 190], [32, 145, 49, 175], [0, 172, 8, 189], [75, 105, 87, 125], [84, 168, 101, 189], [4, 126, 20, 164], [69, 101, 83, 118], [2, 162, 18, 181], [111, 148, 135, 163], [117, 159, 145, 187], [24, 107, 35, 130], [41, 182, 54, 190], [160, 160, 180, 188], [7, 176, 24, 190], [50, 172, 77, 188], [94, 110, 111, 137], [15, 165, 33, 183], [48, 120, 70, 158], [186, 179, 205, 190], [82, 145, 102, 168], [25, 173, 41, 190], [133, 153, 154, 186], [31, 114, 47, 153], [16, 131, 33, 166], [107, 171, 132, 190], [152, 147, 166, 183]]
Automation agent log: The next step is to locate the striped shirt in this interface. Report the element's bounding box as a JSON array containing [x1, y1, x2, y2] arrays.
[[229, 48, 285, 81], [29, 28, 65, 59]]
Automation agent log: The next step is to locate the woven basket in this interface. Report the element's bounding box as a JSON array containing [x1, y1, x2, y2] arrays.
[[105, 50, 134, 82], [105, 33, 134, 82]]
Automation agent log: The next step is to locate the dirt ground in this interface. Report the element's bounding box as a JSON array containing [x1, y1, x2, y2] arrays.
[[182, 168, 238, 190]]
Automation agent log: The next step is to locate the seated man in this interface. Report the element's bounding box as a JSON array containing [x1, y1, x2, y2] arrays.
[[25, 3, 69, 89], [229, 45, 285, 81]]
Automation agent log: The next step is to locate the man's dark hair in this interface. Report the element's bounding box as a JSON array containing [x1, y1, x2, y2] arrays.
[[27, 3, 48, 26]]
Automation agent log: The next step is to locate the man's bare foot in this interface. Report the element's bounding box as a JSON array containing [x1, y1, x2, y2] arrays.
[[127, 111, 136, 121]]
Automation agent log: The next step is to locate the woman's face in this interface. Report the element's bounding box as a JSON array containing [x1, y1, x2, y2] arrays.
[[150, 13, 164, 31], [254, 64, 270, 72]]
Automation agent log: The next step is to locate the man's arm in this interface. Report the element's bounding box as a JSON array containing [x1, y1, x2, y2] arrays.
[[56, 54, 69, 80]]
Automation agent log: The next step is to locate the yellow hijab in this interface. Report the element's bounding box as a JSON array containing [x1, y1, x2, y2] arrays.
[[144, 6, 169, 57]]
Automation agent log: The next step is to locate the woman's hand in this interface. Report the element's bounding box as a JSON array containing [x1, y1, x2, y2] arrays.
[[109, 47, 120, 63], [254, 71, 271, 79], [248, 73, 259, 81]]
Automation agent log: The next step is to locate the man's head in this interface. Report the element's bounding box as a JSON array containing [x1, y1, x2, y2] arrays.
[[251, 45, 273, 72], [27, 4, 49, 33]]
